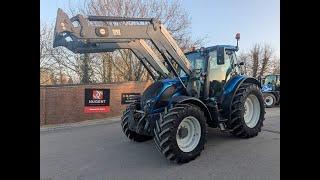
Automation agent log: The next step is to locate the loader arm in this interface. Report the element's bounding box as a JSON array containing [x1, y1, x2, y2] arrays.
[[53, 9, 191, 83]]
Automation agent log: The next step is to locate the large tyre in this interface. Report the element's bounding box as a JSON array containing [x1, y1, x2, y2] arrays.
[[121, 103, 152, 142], [227, 83, 265, 138], [263, 93, 276, 108], [153, 104, 207, 163]]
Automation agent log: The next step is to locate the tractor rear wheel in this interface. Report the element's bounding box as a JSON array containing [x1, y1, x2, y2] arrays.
[[153, 104, 207, 163], [227, 83, 265, 138], [121, 103, 152, 142], [263, 93, 276, 108]]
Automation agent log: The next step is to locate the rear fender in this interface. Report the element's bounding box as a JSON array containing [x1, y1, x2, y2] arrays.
[[221, 75, 261, 119]]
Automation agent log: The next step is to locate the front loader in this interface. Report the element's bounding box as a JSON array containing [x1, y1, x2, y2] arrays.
[[53, 9, 265, 164]]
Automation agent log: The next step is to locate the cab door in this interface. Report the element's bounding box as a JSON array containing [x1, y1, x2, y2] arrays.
[[207, 47, 236, 98]]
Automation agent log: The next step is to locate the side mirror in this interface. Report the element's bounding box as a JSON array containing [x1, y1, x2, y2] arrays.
[[217, 46, 225, 65]]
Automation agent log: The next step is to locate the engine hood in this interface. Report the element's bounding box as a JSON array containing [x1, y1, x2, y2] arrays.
[[141, 77, 187, 113], [262, 84, 273, 92]]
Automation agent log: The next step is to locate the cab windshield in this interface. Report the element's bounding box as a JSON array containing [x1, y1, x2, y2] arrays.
[[264, 75, 277, 85], [185, 52, 207, 73], [183, 49, 234, 81]]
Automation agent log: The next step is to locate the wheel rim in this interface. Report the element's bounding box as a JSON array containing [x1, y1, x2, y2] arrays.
[[243, 94, 261, 128], [264, 95, 274, 106], [176, 116, 201, 152]]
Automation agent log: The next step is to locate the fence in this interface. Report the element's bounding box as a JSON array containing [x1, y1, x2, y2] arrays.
[[40, 81, 151, 125]]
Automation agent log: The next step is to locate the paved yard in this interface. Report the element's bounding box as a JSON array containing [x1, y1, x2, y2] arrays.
[[41, 107, 280, 180]]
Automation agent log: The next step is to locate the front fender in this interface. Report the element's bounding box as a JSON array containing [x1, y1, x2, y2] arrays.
[[221, 75, 261, 119], [170, 96, 213, 123]]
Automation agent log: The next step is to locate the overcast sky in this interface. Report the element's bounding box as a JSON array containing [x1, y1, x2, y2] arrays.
[[41, 0, 280, 56]]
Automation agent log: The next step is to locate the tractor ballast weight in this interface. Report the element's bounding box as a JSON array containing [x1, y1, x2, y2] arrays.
[[53, 9, 265, 164]]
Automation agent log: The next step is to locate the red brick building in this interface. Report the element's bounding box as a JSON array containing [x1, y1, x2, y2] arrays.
[[40, 81, 151, 125]]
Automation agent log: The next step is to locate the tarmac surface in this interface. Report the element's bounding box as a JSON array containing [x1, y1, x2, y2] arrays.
[[41, 107, 280, 180]]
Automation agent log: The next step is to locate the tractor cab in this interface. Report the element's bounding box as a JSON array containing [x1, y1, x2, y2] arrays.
[[184, 45, 241, 99], [262, 74, 280, 91]]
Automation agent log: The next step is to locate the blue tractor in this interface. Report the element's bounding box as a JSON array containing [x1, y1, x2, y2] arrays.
[[261, 74, 280, 108], [53, 9, 265, 163]]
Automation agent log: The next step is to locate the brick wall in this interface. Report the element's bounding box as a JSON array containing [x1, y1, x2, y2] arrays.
[[40, 81, 151, 126]]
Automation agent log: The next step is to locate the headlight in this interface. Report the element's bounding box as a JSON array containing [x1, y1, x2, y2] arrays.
[[143, 98, 155, 112]]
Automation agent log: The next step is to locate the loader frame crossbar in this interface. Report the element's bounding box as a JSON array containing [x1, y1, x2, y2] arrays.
[[87, 16, 154, 22]]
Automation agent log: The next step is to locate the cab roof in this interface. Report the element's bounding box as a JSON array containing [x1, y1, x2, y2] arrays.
[[185, 45, 238, 55]]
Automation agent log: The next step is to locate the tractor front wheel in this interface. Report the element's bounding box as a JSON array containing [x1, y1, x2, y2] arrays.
[[121, 103, 152, 142], [153, 104, 207, 163], [227, 83, 265, 138]]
